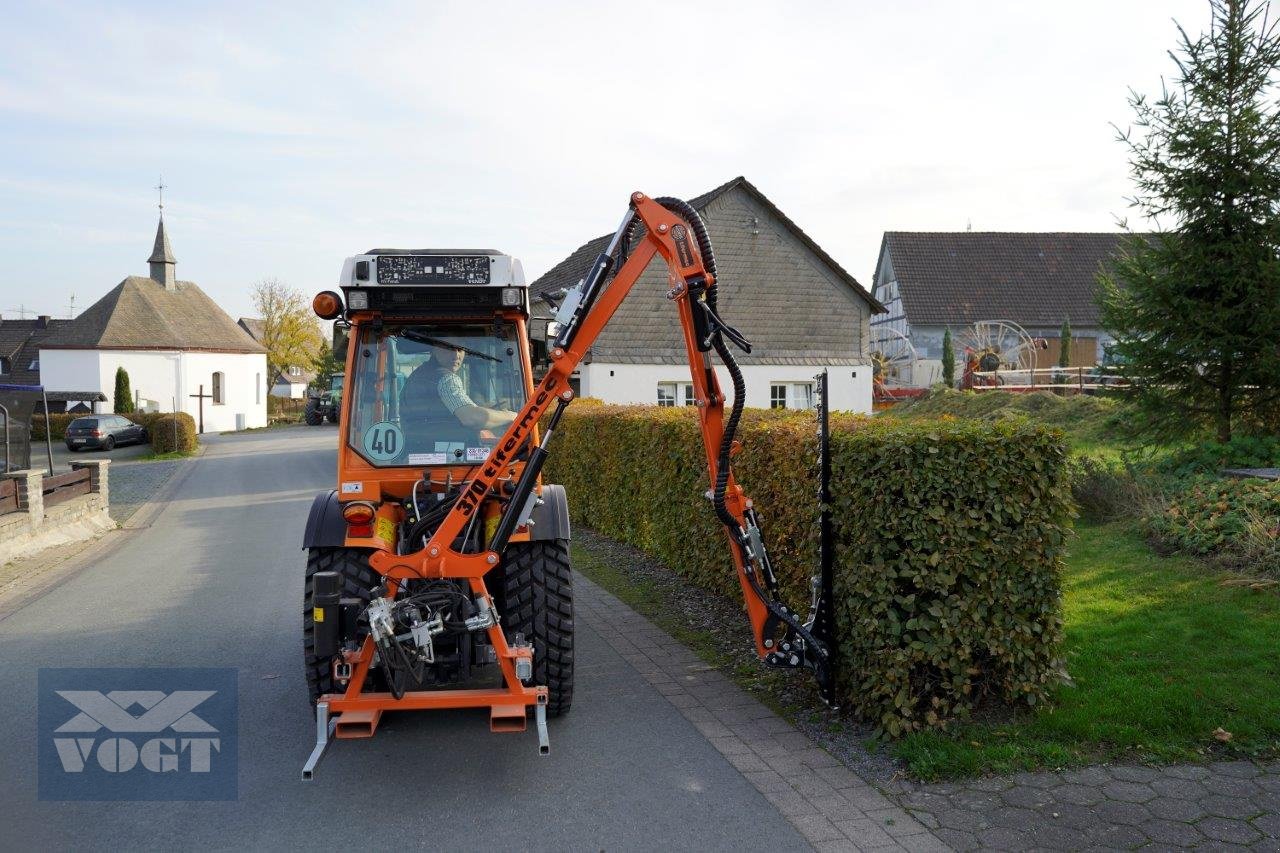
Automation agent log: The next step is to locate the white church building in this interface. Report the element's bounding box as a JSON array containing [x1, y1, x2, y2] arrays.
[[39, 216, 268, 432]]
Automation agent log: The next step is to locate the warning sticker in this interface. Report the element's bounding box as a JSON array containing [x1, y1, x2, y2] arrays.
[[465, 446, 491, 462], [408, 452, 448, 465], [340, 482, 363, 494], [375, 517, 396, 544]]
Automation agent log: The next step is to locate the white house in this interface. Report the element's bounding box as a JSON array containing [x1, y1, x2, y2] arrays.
[[271, 366, 316, 399], [39, 216, 268, 432], [530, 177, 884, 413]]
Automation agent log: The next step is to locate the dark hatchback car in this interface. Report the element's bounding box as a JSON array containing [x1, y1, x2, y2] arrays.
[[65, 415, 148, 452]]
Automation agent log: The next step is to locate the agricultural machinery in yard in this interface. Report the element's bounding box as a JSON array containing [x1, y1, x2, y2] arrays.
[[304, 373, 343, 425], [299, 193, 837, 779]]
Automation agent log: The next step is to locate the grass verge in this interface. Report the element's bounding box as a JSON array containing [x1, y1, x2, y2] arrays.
[[137, 449, 198, 461], [895, 521, 1280, 779], [575, 522, 1280, 781]]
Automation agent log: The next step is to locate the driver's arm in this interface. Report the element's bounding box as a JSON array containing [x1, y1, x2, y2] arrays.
[[439, 373, 515, 429]]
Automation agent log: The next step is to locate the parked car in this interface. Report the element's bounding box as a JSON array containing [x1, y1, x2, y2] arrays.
[[65, 415, 148, 452]]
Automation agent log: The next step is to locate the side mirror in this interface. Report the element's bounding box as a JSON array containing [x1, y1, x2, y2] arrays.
[[333, 324, 350, 363], [528, 318, 562, 342]]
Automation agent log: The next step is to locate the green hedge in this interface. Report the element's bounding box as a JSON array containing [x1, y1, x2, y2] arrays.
[[149, 413, 198, 454], [545, 405, 1071, 734]]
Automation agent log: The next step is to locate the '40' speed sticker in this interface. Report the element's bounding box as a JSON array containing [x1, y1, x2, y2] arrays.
[[362, 421, 404, 463]]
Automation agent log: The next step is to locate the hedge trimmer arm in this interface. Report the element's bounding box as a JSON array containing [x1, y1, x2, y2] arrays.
[[369, 192, 836, 703]]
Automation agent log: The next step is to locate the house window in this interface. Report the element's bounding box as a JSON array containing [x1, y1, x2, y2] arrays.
[[212, 371, 225, 405], [289, 366, 301, 377], [28, 358, 38, 371], [255, 373, 261, 405], [0, 356, 8, 375], [770, 382, 814, 410], [657, 381, 696, 407]]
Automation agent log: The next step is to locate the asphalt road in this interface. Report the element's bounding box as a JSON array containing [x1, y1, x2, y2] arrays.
[[0, 428, 807, 851]]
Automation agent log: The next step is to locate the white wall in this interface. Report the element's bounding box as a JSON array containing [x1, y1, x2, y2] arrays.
[[39, 348, 268, 431], [578, 361, 873, 413]]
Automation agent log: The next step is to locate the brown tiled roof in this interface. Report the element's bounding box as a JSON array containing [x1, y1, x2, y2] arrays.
[[877, 232, 1136, 328], [41, 276, 267, 353], [530, 177, 882, 365], [0, 316, 71, 384]]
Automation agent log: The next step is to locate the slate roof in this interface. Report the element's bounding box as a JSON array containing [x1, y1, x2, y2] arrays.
[[41, 276, 267, 353], [148, 218, 176, 264], [0, 316, 71, 384], [876, 232, 1136, 328], [530, 176, 883, 365]]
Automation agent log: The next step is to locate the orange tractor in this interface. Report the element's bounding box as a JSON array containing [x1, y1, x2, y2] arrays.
[[300, 193, 836, 779]]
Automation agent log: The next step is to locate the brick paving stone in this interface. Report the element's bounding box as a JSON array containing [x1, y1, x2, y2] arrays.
[[1141, 817, 1206, 847], [1166, 765, 1214, 780], [977, 825, 1031, 850], [967, 776, 1015, 793], [1090, 821, 1153, 849], [1148, 796, 1211, 822], [934, 807, 991, 833], [1060, 766, 1115, 786], [1101, 779, 1159, 803], [1152, 776, 1212, 800], [1253, 812, 1280, 838], [790, 812, 844, 844], [1001, 785, 1054, 809], [1204, 793, 1263, 818], [1199, 815, 1263, 844], [1092, 798, 1154, 826], [1213, 762, 1264, 779], [931, 827, 980, 851], [1048, 781, 1105, 806], [1027, 821, 1089, 850]]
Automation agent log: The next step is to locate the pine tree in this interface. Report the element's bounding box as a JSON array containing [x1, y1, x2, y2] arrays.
[[941, 328, 956, 388], [1058, 318, 1072, 370], [1100, 0, 1280, 441], [113, 366, 134, 414]]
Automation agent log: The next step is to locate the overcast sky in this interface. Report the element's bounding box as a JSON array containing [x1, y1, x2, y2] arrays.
[[0, 0, 1207, 322]]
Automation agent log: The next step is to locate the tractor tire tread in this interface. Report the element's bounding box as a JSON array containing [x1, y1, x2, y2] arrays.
[[303, 547, 380, 708], [501, 540, 574, 717]]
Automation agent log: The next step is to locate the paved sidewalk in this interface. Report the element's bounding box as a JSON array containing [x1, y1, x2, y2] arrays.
[[577, 576, 947, 852], [898, 760, 1280, 851]]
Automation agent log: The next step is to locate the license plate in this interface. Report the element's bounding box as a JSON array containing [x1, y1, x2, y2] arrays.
[[71, 439, 85, 444]]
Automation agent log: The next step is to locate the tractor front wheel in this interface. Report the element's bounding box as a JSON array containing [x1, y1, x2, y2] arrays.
[[500, 540, 574, 717], [304, 400, 323, 426], [303, 547, 380, 708]]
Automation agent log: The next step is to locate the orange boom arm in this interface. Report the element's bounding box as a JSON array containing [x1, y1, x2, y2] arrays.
[[367, 192, 834, 698]]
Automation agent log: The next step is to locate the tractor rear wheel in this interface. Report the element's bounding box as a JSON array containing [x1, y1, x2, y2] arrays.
[[303, 547, 380, 708], [499, 540, 574, 717], [304, 400, 323, 426]]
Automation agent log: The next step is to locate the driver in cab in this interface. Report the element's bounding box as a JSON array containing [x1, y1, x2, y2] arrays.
[[404, 340, 517, 430]]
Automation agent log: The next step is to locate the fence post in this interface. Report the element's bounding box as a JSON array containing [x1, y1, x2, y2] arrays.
[[70, 459, 110, 510], [4, 469, 45, 528]]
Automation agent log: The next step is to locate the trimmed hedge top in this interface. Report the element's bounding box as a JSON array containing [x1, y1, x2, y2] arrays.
[[545, 404, 1071, 734]]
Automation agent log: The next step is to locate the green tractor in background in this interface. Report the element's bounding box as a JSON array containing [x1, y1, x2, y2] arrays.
[[304, 372, 344, 426]]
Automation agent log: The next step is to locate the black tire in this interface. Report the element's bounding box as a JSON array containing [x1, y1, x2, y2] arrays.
[[500, 540, 574, 717], [102, 436, 115, 451], [139, 429, 149, 444], [304, 547, 380, 707], [325, 412, 339, 424], [304, 401, 324, 426]]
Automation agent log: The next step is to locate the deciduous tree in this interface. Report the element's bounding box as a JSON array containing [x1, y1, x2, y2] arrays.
[[251, 279, 324, 389]]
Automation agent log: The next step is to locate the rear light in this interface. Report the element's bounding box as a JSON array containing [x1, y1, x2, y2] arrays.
[[347, 524, 373, 538], [313, 290, 343, 319], [342, 503, 375, 524], [91, 430, 101, 437]]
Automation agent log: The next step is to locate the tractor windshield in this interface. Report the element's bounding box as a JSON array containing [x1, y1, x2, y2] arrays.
[[347, 322, 526, 467]]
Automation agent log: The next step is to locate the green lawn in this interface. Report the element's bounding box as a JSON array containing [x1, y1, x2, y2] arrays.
[[895, 521, 1280, 779]]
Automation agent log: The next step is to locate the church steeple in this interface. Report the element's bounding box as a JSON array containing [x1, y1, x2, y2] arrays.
[[148, 216, 176, 290]]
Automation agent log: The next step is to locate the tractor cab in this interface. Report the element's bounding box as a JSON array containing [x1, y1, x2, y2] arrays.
[[316, 249, 538, 496]]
